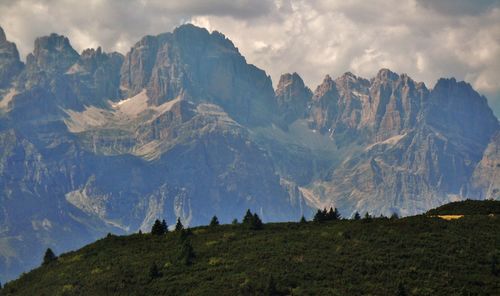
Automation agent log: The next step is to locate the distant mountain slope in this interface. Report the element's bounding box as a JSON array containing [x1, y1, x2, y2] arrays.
[[0, 24, 498, 281]]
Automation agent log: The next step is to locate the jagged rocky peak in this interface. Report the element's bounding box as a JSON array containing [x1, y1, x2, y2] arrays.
[[26, 33, 79, 73], [275, 72, 311, 103], [276, 72, 305, 93], [313, 74, 337, 99], [275, 72, 312, 124], [0, 26, 6, 42], [63, 46, 124, 104], [374, 68, 400, 82], [69, 46, 124, 74], [425, 77, 499, 144], [337, 71, 361, 83], [0, 26, 24, 88], [363, 69, 428, 139], [335, 71, 371, 95], [120, 24, 235, 100], [121, 24, 276, 125]]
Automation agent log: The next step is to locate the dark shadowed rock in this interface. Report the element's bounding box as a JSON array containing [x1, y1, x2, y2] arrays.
[[66, 47, 124, 105], [0, 26, 24, 88], [275, 72, 312, 125], [26, 33, 79, 73], [425, 78, 498, 145]]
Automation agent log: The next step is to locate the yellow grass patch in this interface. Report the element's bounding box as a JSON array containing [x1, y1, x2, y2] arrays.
[[437, 215, 464, 220]]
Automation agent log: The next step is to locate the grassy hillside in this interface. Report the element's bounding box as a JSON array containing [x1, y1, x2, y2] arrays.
[[426, 199, 500, 216], [2, 203, 500, 295]]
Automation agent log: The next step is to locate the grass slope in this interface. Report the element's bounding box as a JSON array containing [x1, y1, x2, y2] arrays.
[[426, 199, 500, 216], [2, 203, 500, 295]]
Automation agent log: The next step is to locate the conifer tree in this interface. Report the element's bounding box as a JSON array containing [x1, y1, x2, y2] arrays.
[[326, 207, 334, 220], [300, 215, 307, 223], [151, 219, 165, 235], [43, 248, 57, 265], [390, 212, 399, 220], [232, 218, 238, 225], [243, 209, 253, 224], [209, 215, 220, 227], [321, 208, 328, 219], [313, 209, 324, 222], [175, 218, 184, 231], [250, 213, 263, 230], [353, 211, 361, 220]]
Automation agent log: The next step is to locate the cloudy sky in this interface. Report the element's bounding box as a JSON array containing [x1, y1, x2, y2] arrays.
[[1, 0, 499, 115]]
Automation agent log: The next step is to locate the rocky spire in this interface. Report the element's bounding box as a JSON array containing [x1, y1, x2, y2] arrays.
[[0, 26, 23, 88], [0, 26, 6, 43], [275, 72, 312, 124], [27, 33, 79, 73], [375, 68, 399, 81]]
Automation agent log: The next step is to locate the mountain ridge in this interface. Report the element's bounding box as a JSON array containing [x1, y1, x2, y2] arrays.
[[0, 23, 498, 281]]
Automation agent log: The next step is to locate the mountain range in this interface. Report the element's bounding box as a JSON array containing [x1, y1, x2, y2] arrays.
[[0, 24, 498, 281]]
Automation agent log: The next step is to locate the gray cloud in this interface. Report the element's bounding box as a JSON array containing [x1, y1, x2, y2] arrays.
[[416, 0, 500, 16], [0, 0, 499, 116]]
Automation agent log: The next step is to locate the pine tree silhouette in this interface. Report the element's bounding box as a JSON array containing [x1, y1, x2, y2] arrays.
[[209, 215, 220, 227], [175, 218, 184, 231], [243, 209, 253, 224], [43, 248, 57, 265], [151, 219, 165, 235]]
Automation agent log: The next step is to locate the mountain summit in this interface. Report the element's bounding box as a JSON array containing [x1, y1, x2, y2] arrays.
[[0, 24, 498, 281]]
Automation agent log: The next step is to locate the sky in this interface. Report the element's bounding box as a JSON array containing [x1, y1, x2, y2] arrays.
[[1, 0, 499, 115]]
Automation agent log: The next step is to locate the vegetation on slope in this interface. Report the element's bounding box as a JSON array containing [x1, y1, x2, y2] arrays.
[[2, 203, 500, 295], [426, 199, 500, 216]]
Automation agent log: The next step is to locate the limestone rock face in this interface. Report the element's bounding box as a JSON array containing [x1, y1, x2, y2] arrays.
[[308, 74, 340, 134], [369, 69, 428, 140], [469, 132, 500, 200], [0, 27, 23, 88], [66, 47, 124, 106], [26, 33, 79, 74], [307, 70, 428, 143], [304, 72, 499, 217], [424, 78, 498, 146], [275, 72, 312, 124], [120, 24, 276, 125]]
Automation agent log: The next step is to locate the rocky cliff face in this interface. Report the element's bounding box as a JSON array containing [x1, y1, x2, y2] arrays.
[[0, 27, 23, 89], [275, 72, 312, 125], [469, 132, 500, 200], [303, 71, 498, 217], [0, 24, 498, 281], [307, 69, 429, 143], [120, 24, 276, 125]]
